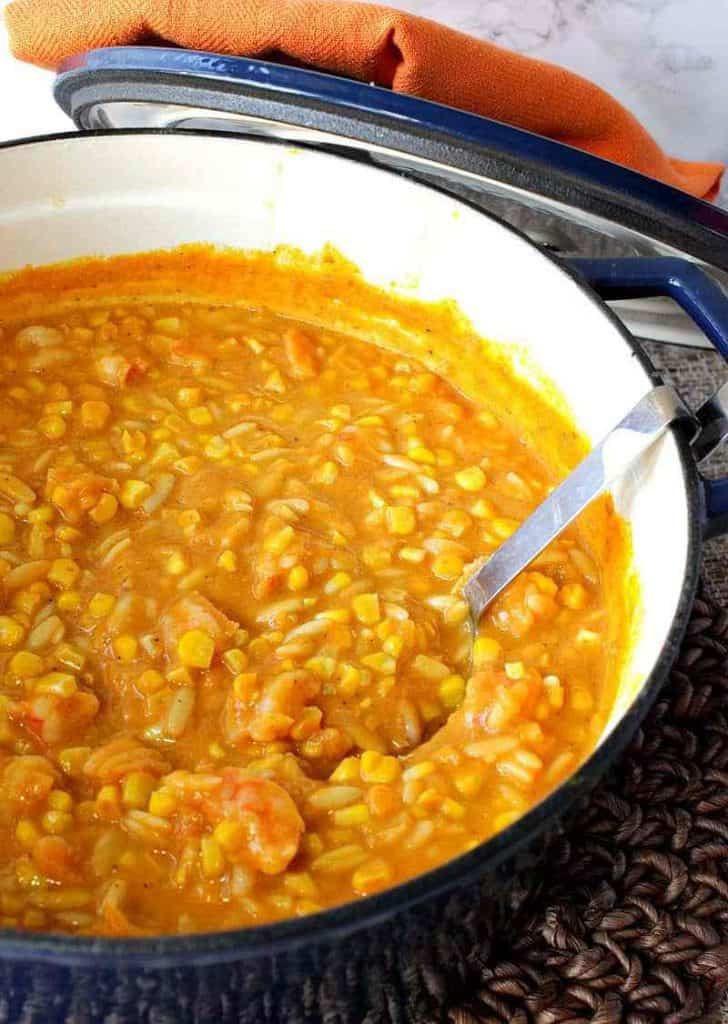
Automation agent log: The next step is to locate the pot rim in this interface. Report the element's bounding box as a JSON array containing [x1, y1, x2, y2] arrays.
[[0, 128, 703, 967]]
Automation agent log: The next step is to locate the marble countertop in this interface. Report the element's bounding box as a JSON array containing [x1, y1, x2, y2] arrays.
[[0, 0, 724, 178]]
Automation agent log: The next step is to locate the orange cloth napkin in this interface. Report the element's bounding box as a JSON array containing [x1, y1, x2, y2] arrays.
[[5, 0, 723, 200]]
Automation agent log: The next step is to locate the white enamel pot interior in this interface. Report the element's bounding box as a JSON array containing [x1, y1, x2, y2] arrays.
[[0, 131, 699, 949]]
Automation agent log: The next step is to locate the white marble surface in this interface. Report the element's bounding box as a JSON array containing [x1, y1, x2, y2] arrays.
[[0, 0, 726, 170]]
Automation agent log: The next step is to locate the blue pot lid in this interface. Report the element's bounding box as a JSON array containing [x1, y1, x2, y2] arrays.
[[54, 46, 728, 276]]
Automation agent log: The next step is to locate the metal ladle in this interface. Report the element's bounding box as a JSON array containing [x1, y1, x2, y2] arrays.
[[463, 385, 701, 623]]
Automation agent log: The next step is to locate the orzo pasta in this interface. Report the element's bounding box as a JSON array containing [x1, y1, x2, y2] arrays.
[[0, 249, 631, 935]]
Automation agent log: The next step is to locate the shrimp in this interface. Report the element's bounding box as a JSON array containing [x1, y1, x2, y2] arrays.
[[224, 669, 320, 744], [1, 754, 58, 808], [211, 768, 304, 875], [46, 464, 117, 524], [160, 592, 238, 664], [83, 737, 171, 783], [11, 691, 100, 746], [95, 354, 148, 388]]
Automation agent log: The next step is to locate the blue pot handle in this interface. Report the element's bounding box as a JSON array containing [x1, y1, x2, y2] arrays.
[[567, 257, 728, 538]]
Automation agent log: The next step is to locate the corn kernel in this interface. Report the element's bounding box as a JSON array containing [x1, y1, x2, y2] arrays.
[[385, 506, 416, 535], [264, 525, 294, 555], [27, 505, 53, 524], [382, 634, 404, 658], [455, 466, 486, 491], [352, 859, 392, 895], [352, 593, 380, 626], [41, 810, 73, 834], [113, 634, 138, 663], [454, 769, 485, 798], [177, 387, 200, 408], [148, 789, 177, 818], [89, 493, 118, 524], [360, 750, 401, 784], [439, 674, 466, 708], [120, 480, 152, 510], [80, 401, 111, 431], [177, 629, 215, 669], [35, 672, 77, 698], [505, 661, 526, 680], [188, 406, 213, 426], [200, 837, 225, 878], [16, 819, 41, 849], [122, 772, 156, 809], [205, 435, 231, 460], [59, 747, 91, 776], [362, 545, 391, 570], [38, 415, 67, 440], [88, 593, 115, 618], [217, 550, 237, 572], [325, 571, 351, 594], [287, 565, 310, 591], [473, 636, 502, 666], [402, 761, 435, 782], [58, 591, 82, 613], [441, 797, 466, 820], [222, 649, 248, 674], [431, 554, 464, 580], [213, 820, 246, 853], [399, 546, 425, 564], [314, 460, 339, 485], [492, 517, 518, 539], [47, 558, 80, 589], [48, 790, 73, 812], [9, 650, 43, 677], [165, 550, 187, 575], [208, 741, 227, 760], [135, 669, 165, 696], [233, 672, 259, 700], [0, 616, 24, 648], [0, 513, 15, 544], [560, 582, 588, 610], [329, 756, 361, 783], [361, 652, 396, 675], [333, 803, 369, 827]]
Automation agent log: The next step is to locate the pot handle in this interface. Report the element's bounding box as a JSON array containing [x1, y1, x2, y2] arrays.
[[567, 256, 728, 538]]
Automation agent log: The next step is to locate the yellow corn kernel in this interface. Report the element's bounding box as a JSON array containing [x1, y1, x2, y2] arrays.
[[329, 757, 361, 783], [113, 634, 138, 663], [120, 479, 152, 510], [408, 445, 436, 464], [47, 558, 80, 590], [492, 517, 518, 539], [290, 707, 322, 741], [504, 661, 526, 680], [47, 790, 72, 812], [325, 572, 351, 594], [402, 761, 435, 782], [213, 820, 246, 853], [287, 565, 310, 591], [233, 672, 259, 701], [0, 513, 15, 544], [34, 672, 77, 698], [205, 436, 231, 461], [59, 747, 91, 776], [399, 546, 425, 564], [569, 687, 594, 713], [178, 511, 202, 535], [166, 550, 187, 575], [560, 582, 588, 610], [362, 545, 392, 570], [200, 837, 225, 879], [385, 506, 416, 536], [352, 593, 380, 626], [439, 674, 466, 708], [27, 505, 53, 525], [15, 819, 40, 850], [41, 810, 73, 834], [441, 797, 466, 820], [57, 591, 82, 613], [264, 525, 294, 555], [382, 634, 404, 659], [473, 636, 502, 667], [0, 616, 24, 648], [53, 644, 85, 673], [177, 387, 200, 408], [88, 592, 115, 618], [454, 769, 485, 798], [89, 493, 118, 525], [360, 750, 401, 784], [431, 554, 464, 580], [455, 466, 486, 491], [222, 649, 248, 674], [9, 651, 43, 677], [217, 550, 237, 572], [333, 803, 369, 827], [208, 742, 226, 760], [38, 415, 67, 440], [352, 859, 393, 895], [122, 772, 156, 810], [177, 629, 215, 669], [136, 669, 166, 695], [361, 652, 396, 675], [188, 406, 213, 427], [314, 460, 339, 485], [80, 400, 111, 431], [148, 788, 177, 818]]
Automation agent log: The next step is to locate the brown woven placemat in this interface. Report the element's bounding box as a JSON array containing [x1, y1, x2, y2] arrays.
[[433, 588, 728, 1024]]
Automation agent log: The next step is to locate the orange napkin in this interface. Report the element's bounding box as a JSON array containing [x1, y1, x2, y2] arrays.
[[5, 0, 723, 200]]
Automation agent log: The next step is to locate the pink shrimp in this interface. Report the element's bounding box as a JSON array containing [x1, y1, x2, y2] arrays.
[[1, 754, 58, 807], [11, 691, 100, 746], [224, 669, 320, 744], [95, 354, 148, 388], [207, 768, 304, 875]]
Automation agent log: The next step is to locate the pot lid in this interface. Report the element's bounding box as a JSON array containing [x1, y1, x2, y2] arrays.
[[54, 45, 728, 349]]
